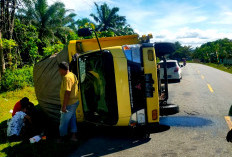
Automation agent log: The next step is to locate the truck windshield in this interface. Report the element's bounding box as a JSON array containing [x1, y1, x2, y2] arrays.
[[78, 51, 118, 125]]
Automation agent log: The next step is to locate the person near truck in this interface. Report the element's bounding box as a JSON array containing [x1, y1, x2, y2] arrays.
[[12, 97, 29, 117], [7, 102, 32, 141], [58, 61, 79, 142]]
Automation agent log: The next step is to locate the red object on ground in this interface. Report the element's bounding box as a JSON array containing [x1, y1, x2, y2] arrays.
[[12, 101, 21, 117]]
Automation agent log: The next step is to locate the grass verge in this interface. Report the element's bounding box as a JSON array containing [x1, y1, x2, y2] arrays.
[[204, 63, 232, 74], [0, 87, 81, 157], [0, 86, 38, 123]]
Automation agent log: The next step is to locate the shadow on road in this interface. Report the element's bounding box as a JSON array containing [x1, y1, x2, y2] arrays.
[[0, 123, 170, 157], [0, 108, 171, 157], [70, 124, 170, 157]]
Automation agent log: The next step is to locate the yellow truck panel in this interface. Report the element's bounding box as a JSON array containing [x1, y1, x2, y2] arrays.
[[143, 47, 160, 123], [111, 48, 131, 126], [68, 35, 139, 62]]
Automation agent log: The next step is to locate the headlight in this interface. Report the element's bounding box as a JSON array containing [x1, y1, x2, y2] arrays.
[[129, 109, 146, 126], [137, 109, 145, 124]]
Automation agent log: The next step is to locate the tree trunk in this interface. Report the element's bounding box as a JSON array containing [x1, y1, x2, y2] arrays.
[[0, 0, 5, 79], [0, 32, 5, 79], [9, 0, 16, 40], [6, 0, 10, 39], [8, 47, 12, 69]]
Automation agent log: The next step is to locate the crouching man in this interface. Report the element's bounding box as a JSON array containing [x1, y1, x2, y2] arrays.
[[58, 61, 79, 142]]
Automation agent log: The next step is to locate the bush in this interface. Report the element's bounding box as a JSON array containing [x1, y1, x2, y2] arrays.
[[0, 66, 34, 92], [43, 42, 64, 57]]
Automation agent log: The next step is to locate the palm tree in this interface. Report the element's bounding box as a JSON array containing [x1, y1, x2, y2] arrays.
[[69, 18, 94, 32], [90, 2, 127, 34], [115, 25, 135, 35], [17, 0, 76, 52]]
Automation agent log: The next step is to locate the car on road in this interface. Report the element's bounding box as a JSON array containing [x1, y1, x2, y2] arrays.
[[158, 60, 182, 82]]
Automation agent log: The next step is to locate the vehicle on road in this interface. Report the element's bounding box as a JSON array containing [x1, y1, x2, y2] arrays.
[[34, 28, 179, 138], [158, 60, 182, 82]]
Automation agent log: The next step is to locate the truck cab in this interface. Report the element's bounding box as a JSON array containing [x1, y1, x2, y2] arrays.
[[75, 44, 159, 127], [67, 28, 177, 130]]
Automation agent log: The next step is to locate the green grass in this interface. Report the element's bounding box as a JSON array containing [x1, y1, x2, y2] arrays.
[[0, 86, 37, 156], [190, 61, 232, 74], [0, 86, 38, 123], [204, 63, 232, 74], [186, 60, 193, 63], [0, 86, 81, 157]]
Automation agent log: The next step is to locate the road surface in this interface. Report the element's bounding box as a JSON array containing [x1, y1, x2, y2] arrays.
[[70, 63, 232, 157]]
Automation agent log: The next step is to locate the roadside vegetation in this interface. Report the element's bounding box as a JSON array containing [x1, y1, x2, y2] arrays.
[[192, 38, 232, 63], [0, 86, 85, 157], [191, 38, 232, 74], [168, 39, 232, 74], [203, 63, 232, 74], [0, 0, 135, 156], [0, 86, 37, 156], [0, 0, 135, 93], [0, 86, 37, 123]]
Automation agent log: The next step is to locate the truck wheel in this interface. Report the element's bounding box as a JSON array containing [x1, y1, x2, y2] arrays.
[[143, 132, 150, 139], [141, 128, 150, 139], [133, 127, 150, 139], [160, 104, 179, 116]]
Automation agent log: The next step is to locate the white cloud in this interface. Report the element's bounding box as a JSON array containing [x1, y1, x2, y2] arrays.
[[46, 0, 232, 47], [150, 27, 232, 48], [47, 0, 113, 12]]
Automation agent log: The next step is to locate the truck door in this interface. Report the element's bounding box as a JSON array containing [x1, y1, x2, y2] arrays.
[[142, 43, 159, 124]]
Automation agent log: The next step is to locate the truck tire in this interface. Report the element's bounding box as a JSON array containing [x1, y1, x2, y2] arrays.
[[139, 128, 150, 139], [160, 104, 179, 116], [132, 126, 150, 139]]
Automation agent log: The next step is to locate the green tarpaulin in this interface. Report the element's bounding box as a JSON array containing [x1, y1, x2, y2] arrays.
[[33, 47, 69, 122]]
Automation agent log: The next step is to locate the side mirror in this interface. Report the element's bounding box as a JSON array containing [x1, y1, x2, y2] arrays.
[[155, 42, 176, 57], [77, 28, 92, 37]]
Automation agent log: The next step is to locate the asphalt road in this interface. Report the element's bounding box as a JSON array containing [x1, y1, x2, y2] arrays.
[[70, 63, 232, 157]]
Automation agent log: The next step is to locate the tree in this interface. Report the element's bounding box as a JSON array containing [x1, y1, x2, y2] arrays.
[[69, 18, 93, 31], [90, 2, 127, 34], [114, 25, 135, 35], [0, 0, 27, 78], [13, 19, 40, 64], [17, 0, 76, 53], [192, 38, 232, 63], [169, 42, 192, 61]]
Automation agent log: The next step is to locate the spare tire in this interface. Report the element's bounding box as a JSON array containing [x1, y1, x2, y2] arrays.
[[160, 104, 179, 116]]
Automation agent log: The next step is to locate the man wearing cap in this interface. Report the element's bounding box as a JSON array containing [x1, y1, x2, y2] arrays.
[[58, 61, 79, 142]]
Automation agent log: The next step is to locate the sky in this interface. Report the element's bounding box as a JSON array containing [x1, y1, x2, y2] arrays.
[[48, 0, 232, 48]]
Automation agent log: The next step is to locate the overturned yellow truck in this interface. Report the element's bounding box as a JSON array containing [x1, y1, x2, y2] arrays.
[[34, 28, 177, 137]]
